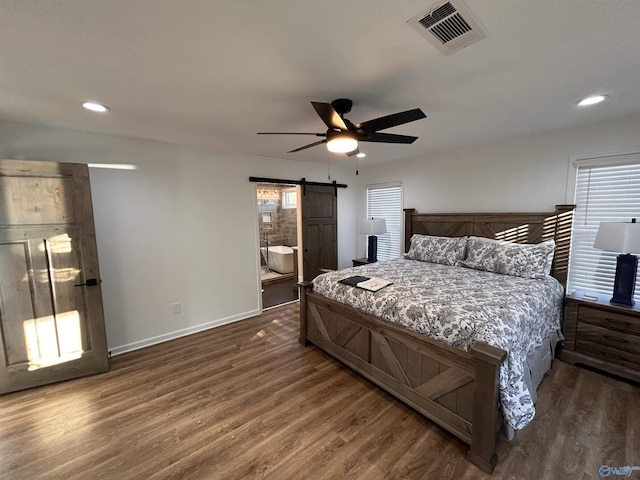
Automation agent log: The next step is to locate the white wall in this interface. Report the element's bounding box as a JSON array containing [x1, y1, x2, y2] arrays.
[[5, 113, 640, 352], [354, 113, 640, 257], [0, 121, 361, 354]]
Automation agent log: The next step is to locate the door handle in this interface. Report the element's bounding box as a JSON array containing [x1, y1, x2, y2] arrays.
[[74, 278, 100, 287]]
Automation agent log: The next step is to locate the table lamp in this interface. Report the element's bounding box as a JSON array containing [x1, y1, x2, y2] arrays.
[[360, 218, 387, 262], [594, 219, 640, 305]]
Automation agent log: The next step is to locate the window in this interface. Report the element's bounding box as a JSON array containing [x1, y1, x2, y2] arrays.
[[282, 187, 297, 209], [567, 152, 640, 300], [366, 182, 403, 261]]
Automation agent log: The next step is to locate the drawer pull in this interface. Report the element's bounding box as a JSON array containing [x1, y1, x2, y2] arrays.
[[601, 352, 627, 362], [604, 317, 632, 326], [602, 335, 629, 344]]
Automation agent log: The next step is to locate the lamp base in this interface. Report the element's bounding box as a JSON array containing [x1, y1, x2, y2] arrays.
[[367, 235, 378, 263], [610, 254, 637, 306]]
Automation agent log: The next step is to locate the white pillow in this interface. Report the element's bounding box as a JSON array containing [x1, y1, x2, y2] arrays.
[[458, 237, 555, 279], [404, 234, 467, 266]]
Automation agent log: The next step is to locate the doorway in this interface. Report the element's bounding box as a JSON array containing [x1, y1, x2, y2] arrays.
[[256, 183, 300, 309]]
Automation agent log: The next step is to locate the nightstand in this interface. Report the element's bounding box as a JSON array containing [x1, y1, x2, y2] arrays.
[[560, 291, 640, 382], [352, 258, 376, 267]]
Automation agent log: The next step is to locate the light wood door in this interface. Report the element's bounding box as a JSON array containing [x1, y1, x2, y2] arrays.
[[0, 159, 108, 394], [301, 184, 337, 280]]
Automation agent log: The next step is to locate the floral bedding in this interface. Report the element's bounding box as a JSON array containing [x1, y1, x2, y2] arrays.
[[312, 257, 564, 430]]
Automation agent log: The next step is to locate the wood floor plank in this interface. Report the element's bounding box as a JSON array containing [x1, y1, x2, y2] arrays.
[[1, 302, 639, 480]]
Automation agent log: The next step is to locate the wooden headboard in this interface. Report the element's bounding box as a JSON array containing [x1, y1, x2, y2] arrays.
[[404, 205, 575, 286]]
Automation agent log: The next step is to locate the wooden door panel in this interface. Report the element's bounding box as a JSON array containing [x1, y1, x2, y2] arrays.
[[0, 240, 40, 367], [45, 232, 83, 318], [0, 175, 75, 225], [0, 227, 94, 371], [0, 160, 108, 394], [301, 185, 337, 281], [319, 223, 336, 270], [305, 189, 334, 218], [304, 224, 320, 281]]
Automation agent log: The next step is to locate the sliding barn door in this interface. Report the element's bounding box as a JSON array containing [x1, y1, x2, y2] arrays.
[[301, 184, 337, 280], [0, 159, 108, 394]]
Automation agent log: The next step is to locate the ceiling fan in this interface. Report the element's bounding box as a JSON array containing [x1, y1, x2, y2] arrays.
[[257, 99, 427, 156]]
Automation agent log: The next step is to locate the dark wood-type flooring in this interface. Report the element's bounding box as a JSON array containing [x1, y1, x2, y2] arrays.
[[1, 302, 639, 480], [262, 275, 298, 309]]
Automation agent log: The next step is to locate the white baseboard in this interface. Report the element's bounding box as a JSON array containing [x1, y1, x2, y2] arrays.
[[108, 309, 261, 357]]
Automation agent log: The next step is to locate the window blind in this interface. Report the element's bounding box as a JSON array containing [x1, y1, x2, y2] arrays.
[[567, 154, 640, 300], [366, 182, 402, 261]]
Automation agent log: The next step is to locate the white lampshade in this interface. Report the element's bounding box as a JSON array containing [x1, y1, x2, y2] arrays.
[[594, 221, 640, 254], [360, 218, 387, 235], [326, 133, 358, 153]]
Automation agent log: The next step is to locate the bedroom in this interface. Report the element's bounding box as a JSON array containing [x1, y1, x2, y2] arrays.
[[1, 1, 640, 478]]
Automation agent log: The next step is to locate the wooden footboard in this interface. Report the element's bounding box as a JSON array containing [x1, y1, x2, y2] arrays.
[[298, 281, 506, 474]]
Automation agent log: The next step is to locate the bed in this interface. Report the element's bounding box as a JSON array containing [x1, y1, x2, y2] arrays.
[[297, 205, 574, 473]]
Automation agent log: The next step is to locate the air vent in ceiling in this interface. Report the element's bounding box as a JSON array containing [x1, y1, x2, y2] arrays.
[[408, 0, 487, 56]]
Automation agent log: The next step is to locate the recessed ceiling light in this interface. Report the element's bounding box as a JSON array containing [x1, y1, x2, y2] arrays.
[[577, 95, 608, 107], [82, 101, 110, 113], [356, 152, 366, 158]]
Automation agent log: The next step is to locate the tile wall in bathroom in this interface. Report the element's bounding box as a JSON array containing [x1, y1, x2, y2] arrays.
[[257, 184, 297, 251]]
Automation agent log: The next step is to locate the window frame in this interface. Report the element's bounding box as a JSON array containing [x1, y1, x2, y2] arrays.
[[365, 182, 403, 261], [566, 151, 640, 300]]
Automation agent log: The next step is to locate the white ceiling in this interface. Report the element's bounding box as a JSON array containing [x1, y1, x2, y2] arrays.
[[2, 1, 640, 165]]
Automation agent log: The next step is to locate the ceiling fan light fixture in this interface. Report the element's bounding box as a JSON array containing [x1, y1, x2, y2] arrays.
[[326, 133, 358, 153], [259, 99, 426, 154]]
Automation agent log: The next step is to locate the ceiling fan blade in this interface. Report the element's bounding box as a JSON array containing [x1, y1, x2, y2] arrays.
[[288, 139, 327, 153], [257, 132, 325, 136], [311, 102, 348, 130], [360, 132, 418, 144], [357, 108, 426, 133]]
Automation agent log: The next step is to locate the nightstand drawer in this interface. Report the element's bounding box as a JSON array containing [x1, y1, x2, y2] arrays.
[[576, 322, 640, 354], [562, 293, 640, 382], [578, 305, 640, 335], [575, 338, 640, 370]]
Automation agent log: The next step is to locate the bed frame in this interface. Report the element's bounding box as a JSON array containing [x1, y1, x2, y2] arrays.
[[298, 205, 574, 473]]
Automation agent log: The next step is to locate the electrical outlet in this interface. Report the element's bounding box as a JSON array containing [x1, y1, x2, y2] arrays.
[[172, 302, 182, 314]]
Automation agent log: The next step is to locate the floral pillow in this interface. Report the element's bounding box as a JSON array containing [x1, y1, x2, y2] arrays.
[[404, 234, 467, 266], [458, 237, 556, 279]]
